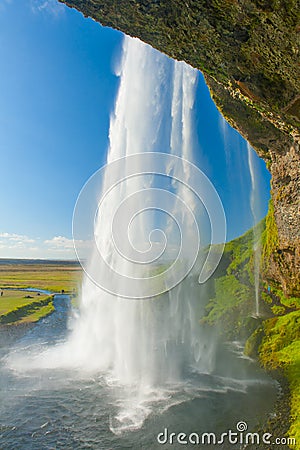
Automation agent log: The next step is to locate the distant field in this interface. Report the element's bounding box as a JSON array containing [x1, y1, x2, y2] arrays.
[[0, 260, 83, 325], [0, 260, 83, 293]]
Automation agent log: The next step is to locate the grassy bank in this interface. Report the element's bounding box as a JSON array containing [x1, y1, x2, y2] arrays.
[[0, 290, 55, 325], [0, 260, 82, 325], [201, 220, 299, 447], [259, 292, 300, 446]]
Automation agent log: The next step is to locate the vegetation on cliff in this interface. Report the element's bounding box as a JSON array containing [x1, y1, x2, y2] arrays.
[[259, 309, 300, 446], [262, 198, 279, 262], [202, 222, 263, 338], [202, 216, 300, 446]]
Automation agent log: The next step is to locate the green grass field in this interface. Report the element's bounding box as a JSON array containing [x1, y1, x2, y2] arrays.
[[0, 261, 82, 325], [0, 290, 54, 325], [0, 262, 82, 292], [0, 290, 49, 315]]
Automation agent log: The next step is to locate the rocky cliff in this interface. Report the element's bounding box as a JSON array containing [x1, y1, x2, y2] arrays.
[[59, 0, 299, 295]]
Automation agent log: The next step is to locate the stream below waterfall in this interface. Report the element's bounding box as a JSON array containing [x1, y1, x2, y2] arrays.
[[0, 294, 278, 449]]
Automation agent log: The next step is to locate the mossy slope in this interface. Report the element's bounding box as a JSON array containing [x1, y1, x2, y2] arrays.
[[202, 216, 299, 447], [259, 311, 300, 447], [203, 222, 264, 338]]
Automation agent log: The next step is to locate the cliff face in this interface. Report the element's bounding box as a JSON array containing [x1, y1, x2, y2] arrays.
[[59, 0, 300, 295]]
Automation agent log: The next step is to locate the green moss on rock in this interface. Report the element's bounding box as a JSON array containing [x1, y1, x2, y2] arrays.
[[244, 325, 264, 358], [262, 198, 279, 261], [202, 224, 264, 339], [259, 310, 300, 445]]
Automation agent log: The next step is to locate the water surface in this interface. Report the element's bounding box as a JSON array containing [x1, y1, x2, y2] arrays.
[[0, 296, 277, 449]]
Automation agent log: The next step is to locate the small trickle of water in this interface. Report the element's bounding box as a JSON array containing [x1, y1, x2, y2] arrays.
[[247, 142, 262, 317]]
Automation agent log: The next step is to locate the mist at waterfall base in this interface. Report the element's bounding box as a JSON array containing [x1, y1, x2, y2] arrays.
[[1, 38, 277, 447]]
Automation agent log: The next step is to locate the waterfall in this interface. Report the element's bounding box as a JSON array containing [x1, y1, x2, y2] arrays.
[[70, 37, 220, 431], [7, 36, 226, 433], [219, 115, 231, 167], [247, 142, 261, 317], [75, 40, 212, 369]]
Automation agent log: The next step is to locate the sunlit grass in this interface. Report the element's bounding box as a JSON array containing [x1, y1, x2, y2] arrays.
[[260, 310, 300, 446], [17, 301, 55, 324], [0, 290, 55, 325], [0, 263, 82, 292], [0, 261, 83, 325], [0, 290, 49, 315]]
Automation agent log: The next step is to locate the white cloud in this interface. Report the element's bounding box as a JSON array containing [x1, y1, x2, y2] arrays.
[[44, 235, 92, 250], [0, 232, 35, 244], [44, 235, 75, 249], [0, 231, 91, 259], [30, 0, 65, 16]]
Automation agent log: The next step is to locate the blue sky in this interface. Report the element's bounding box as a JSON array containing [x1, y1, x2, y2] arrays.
[[0, 0, 270, 259]]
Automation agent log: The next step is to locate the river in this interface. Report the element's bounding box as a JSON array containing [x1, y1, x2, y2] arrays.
[[0, 295, 278, 449]]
